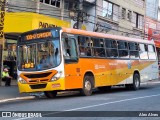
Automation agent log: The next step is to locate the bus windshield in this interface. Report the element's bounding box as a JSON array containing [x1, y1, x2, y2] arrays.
[[18, 31, 61, 71]]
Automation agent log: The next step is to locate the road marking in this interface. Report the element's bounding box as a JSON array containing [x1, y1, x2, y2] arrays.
[[141, 81, 160, 85], [13, 93, 160, 120], [0, 96, 35, 103]]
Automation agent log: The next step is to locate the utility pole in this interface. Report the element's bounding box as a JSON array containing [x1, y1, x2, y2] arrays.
[[0, 0, 6, 86], [76, 0, 83, 29]]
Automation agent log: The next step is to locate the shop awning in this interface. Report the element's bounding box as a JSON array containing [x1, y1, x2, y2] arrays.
[[4, 12, 71, 33]]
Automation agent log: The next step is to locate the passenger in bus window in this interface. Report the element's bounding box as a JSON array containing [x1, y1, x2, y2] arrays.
[[93, 49, 99, 57], [48, 52, 56, 67], [100, 39, 104, 47], [85, 37, 93, 47], [62, 37, 71, 57], [38, 54, 51, 69], [112, 41, 118, 48], [40, 54, 48, 64], [98, 48, 105, 57], [106, 49, 112, 57], [79, 47, 86, 56], [86, 48, 92, 56]]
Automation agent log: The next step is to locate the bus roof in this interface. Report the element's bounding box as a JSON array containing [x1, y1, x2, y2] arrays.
[[20, 27, 154, 45], [62, 27, 154, 45]]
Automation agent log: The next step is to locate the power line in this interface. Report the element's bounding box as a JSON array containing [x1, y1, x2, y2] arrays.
[[4, 6, 146, 38], [4, 3, 159, 39]]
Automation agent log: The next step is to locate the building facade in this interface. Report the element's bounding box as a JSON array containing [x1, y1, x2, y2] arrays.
[[146, 0, 159, 20], [145, 0, 160, 61], [95, 0, 145, 39]]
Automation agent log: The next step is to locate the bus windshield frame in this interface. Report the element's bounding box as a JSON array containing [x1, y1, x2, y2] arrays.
[[17, 29, 61, 71]]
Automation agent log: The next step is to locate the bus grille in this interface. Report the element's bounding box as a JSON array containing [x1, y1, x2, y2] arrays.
[[24, 72, 52, 78], [30, 84, 47, 89]]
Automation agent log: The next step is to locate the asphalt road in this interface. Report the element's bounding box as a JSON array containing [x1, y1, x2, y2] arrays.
[[1, 82, 160, 120]]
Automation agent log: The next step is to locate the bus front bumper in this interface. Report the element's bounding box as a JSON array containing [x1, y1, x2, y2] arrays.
[[18, 78, 65, 93]]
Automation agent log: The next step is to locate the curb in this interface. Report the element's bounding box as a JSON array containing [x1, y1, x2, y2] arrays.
[[0, 96, 35, 103]]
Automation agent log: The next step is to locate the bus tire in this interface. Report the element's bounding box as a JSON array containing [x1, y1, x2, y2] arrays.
[[44, 91, 57, 98], [80, 75, 93, 96], [98, 86, 111, 91], [126, 73, 140, 90]]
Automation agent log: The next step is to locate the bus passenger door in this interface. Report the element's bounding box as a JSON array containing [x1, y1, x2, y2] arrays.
[[62, 37, 81, 89]]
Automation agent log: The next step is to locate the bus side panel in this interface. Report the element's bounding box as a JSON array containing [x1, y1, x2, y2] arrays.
[[78, 58, 112, 87], [64, 59, 158, 90], [64, 63, 83, 89], [139, 60, 159, 82]]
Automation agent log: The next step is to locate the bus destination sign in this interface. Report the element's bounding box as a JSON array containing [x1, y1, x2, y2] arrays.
[[25, 31, 52, 40]]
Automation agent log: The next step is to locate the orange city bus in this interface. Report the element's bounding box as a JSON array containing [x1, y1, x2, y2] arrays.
[[17, 27, 159, 98]]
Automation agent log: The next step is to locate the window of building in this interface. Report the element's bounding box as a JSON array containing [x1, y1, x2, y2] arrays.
[[102, 1, 113, 19], [64, 1, 74, 10], [127, 10, 132, 21], [113, 4, 119, 21], [102, 1, 119, 21], [132, 12, 144, 29], [40, 0, 60, 8], [121, 8, 126, 19], [133, 0, 145, 8]]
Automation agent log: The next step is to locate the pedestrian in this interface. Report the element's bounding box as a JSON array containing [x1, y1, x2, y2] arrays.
[[2, 68, 12, 86]]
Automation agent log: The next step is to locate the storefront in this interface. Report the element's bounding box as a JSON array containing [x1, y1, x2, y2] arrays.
[[145, 17, 160, 61], [3, 12, 70, 79]]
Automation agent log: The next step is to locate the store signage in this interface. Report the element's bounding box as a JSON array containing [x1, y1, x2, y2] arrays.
[[25, 32, 52, 40], [39, 21, 57, 28]]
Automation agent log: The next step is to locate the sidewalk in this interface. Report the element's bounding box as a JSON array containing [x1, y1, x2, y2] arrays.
[[0, 80, 36, 101], [0, 85, 27, 100]]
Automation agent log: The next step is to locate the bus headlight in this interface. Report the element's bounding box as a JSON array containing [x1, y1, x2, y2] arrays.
[[18, 77, 27, 84], [51, 71, 62, 81]]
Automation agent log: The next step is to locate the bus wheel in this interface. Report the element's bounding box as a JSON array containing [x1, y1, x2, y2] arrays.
[[98, 86, 111, 91], [44, 91, 57, 98], [80, 75, 93, 96], [126, 73, 140, 90]]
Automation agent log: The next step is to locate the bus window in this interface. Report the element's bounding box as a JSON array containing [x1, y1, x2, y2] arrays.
[[78, 36, 85, 46], [93, 38, 101, 47], [148, 45, 156, 60], [93, 38, 105, 57], [117, 41, 129, 58], [85, 37, 93, 47], [93, 48, 105, 57], [78, 36, 92, 57], [62, 34, 78, 63], [62, 37, 71, 57], [105, 39, 118, 58], [37, 41, 60, 70], [18, 44, 36, 70], [128, 42, 139, 59], [139, 44, 148, 60], [79, 46, 86, 56], [85, 37, 93, 56]]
